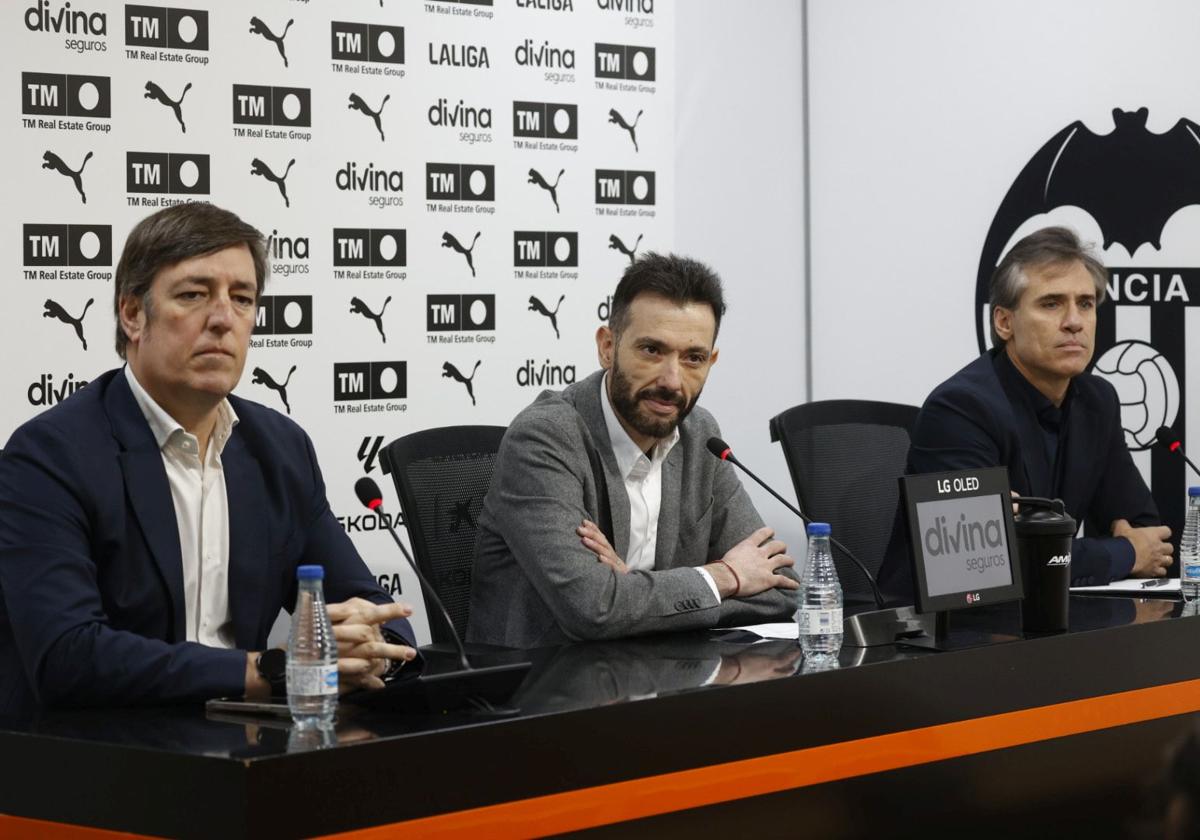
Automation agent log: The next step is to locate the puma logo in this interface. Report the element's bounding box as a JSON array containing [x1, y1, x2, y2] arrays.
[[448, 496, 476, 533], [528, 294, 565, 339], [43, 298, 93, 350], [608, 108, 643, 152], [527, 167, 564, 214], [442, 360, 481, 406], [41, 150, 92, 204], [608, 233, 643, 265], [348, 92, 390, 141], [350, 295, 391, 343], [249, 16, 293, 67], [251, 365, 296, 415], [144, 81, 191, 133], [250, 157, 295, 208], [441, 231, 481, 277]]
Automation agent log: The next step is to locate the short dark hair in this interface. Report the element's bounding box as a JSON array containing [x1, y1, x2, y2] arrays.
[[113, 203, 268, 359], [608, 252, 726, 341], [989, 226, 1107, 347]]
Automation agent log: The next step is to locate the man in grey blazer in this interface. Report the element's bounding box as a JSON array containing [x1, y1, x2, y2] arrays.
[[469, 253, 800, 648]]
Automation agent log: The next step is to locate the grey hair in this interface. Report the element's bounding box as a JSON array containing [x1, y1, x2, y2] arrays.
[[989, 226, 1108, 347]]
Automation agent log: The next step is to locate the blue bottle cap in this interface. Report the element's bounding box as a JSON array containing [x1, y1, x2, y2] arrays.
[[1190, 487, 1200, 497], [807, 522, 831, 536], [297, 565, 325, 580]]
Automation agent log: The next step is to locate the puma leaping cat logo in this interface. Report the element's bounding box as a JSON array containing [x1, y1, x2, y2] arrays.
[[250, 157, 295, 207], [350, 295, 391, 343], [608, 233, 643, 265], [251, 365, 296, 414], [442, 361, 481, 406], [608, 108, 643, 152], [43, 298, 93, 350], [41, 150, 92, 204], [348, 93, 390, 141], [441, 231, 481, 277], [527, 167, 564, 214], [528, 294, 565, 339], [448, 496, 476, 532], [249, 16, 293, 67], [144, 81, 191, 133]]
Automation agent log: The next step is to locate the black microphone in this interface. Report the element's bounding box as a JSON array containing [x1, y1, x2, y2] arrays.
[[1156, 427, 1200, 479], [354, 477, 472, 671], [706, 436, 885, 609]]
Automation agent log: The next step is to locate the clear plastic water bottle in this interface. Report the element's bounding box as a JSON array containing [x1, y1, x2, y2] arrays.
[[797, 522, 843, 659], [1181, 488, 1200, 602], [287, 565, 338, 725]]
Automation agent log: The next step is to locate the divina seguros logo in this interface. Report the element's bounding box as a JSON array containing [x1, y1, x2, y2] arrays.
[[25, 1, 107, 53]]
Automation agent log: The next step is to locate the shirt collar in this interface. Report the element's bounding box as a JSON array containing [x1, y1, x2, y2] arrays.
[[992, 349, 1070, 430], [124, 365, 239, 455], [599, 372, 680, 480]]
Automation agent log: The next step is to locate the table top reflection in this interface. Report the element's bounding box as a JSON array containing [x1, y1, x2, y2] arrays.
[[4, 593, 1187, 762]]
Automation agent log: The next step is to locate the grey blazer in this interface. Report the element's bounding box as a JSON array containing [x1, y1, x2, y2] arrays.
[[468, 369, 798, 648]]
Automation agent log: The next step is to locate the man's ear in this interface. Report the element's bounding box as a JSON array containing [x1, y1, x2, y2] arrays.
[[708, 346, 719, 369], [992, 306, 1014, 343], [119, 294, 146, 349], [596, 324, 615, 370]]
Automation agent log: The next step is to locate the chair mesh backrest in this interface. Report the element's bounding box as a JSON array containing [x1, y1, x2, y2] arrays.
[[381, 426, 505, 644], [771, 402, 918, 603]]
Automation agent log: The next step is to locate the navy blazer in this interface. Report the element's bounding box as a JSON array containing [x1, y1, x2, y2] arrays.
[[878, 351, 1159, 603], [0, 369, 414, 716]]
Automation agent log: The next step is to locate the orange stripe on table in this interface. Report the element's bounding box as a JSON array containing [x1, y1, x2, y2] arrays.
[[325, 677, 1200, 839]]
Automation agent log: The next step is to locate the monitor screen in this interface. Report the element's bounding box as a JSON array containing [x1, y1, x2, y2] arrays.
[[900, 466, 1024, 613]]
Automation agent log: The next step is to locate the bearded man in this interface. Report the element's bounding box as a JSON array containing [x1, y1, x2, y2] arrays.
[[468, 253, 799, 648]]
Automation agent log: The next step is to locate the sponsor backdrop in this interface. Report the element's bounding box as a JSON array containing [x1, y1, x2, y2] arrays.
[[2, 0, 670, 643], [808, 0, 1200, 556]]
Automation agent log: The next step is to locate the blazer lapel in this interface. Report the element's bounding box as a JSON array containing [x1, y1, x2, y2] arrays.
[[571, 371, 631, 558], [106, 373, 187, 642], [223, 433, 271, 648], [654, 448, 682, 569]]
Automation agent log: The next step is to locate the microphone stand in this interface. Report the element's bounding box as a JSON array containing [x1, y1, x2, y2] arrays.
[[713, 442, 937, 648]]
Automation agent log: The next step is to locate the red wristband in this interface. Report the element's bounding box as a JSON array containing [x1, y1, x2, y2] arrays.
[[717, 559, 741, 597]]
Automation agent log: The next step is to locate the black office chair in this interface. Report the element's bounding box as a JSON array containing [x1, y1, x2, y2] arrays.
[[379, 425, 507, 645], [769, 401, 919, 606]]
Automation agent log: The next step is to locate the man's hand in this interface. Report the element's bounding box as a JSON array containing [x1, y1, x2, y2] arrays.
[[578, 519, 629, 573], [1113, 518, 1174, 578], [706, 526, 799, 599], [327, 598, 417, 692]]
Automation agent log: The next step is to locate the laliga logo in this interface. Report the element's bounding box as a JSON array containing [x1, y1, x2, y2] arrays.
[[1046, 555, 1071, 567]]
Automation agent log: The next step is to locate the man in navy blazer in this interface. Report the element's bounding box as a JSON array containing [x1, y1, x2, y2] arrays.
[[0, 204, 417, 716], [878, 227, 1171, 602]]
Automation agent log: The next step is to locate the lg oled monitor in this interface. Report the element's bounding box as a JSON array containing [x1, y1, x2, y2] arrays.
[[900, 466, 1023, 614]]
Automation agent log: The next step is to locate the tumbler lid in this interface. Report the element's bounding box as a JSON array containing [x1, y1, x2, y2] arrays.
[[1013, 497, 1077, 536]]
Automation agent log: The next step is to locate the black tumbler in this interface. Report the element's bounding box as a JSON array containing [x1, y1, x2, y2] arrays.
[[1014, 497, 1076, 634]]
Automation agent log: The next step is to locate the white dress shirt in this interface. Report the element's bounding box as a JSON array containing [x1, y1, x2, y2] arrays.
[[599, 375, 721, 600], [125, 366, 238, 648]]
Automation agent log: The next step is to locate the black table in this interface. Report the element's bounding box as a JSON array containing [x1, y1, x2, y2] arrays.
[[3, 595, 1200, 839]]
